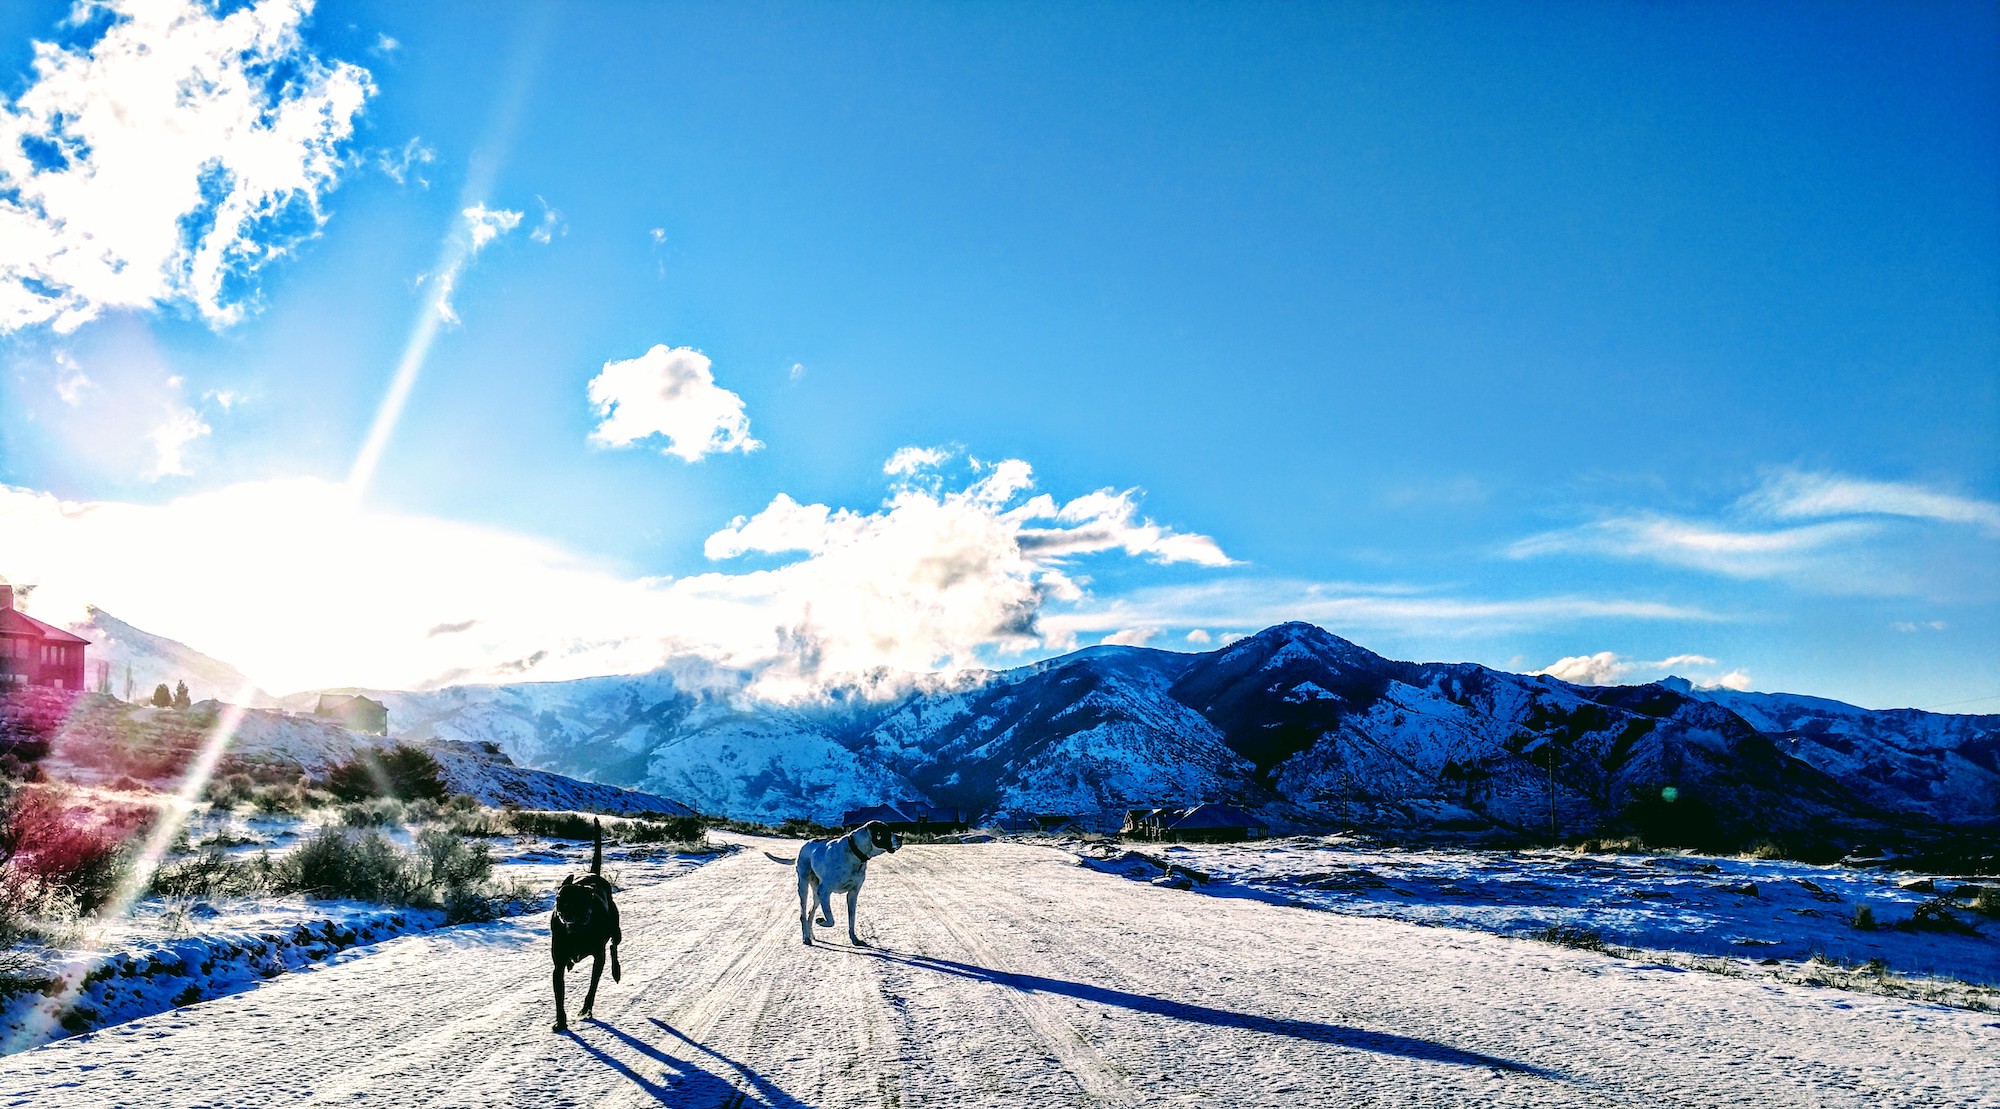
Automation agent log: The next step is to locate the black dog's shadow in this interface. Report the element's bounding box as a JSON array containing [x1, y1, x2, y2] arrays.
[[564, 1018, 820, 1108], [844, 945, 1558, 1079]]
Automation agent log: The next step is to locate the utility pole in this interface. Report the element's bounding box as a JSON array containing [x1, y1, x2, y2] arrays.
[[1548, 739, 1557, 843]]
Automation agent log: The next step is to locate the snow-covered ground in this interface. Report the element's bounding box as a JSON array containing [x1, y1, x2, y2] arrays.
[[0, 812, 722, 1056], [1070, 836, 1999, 994], [3, 836, 1996, 1107]]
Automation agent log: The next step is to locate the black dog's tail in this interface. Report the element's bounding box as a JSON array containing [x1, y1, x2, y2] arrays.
[[592, 818, 604, 876], [762, 851, 797, 864]]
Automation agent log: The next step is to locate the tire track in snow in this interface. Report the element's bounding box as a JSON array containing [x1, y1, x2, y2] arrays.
[[5, 838, 1998, 1108], [892, 856, 1139, 1107]]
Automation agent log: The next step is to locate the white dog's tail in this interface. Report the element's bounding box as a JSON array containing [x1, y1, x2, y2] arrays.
[[762, 851, 797, 864]]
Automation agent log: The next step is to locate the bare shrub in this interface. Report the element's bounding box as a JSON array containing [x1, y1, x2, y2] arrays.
[[150, 851, 260, 899], [281, 827, 421, 904], [1528, 924, 1606, 951], [204, 773, 256, 810]]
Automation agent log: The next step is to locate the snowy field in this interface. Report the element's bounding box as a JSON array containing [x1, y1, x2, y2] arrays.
[[0, 807, 723, 1056], [1069, 836, 1999, 1000], [3, 836, 1997, 1107]]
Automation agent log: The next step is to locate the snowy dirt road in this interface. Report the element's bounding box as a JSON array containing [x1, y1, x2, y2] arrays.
[[4, 837, 1996, 1108]]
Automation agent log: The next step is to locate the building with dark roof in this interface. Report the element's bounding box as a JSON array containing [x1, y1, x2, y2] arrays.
[[314, 693, 389, 735], [1122, 802, 1270, 842], [0, 583, 88, 692]]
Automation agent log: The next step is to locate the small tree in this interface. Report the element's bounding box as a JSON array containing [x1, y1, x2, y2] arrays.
[[151, 684, 173, 708], [172, 681, 191, 709]]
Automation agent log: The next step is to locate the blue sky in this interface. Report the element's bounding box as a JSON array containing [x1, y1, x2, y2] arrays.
[[0, 0, 1995, 707]]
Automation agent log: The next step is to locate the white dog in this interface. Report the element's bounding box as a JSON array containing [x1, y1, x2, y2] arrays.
[[764, 820, 902, 946]]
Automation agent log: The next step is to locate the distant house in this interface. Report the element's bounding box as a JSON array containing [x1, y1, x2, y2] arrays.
[[988, 811, 1085, 834], [1123, 802, 1270, 842], [315, 693, 388, 736], [0, 583, 87, 692], [841, 803, 912, 828], [839, 802, 969, 833]]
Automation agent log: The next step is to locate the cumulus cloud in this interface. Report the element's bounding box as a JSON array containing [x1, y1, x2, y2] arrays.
[[1533, 650, 1747, 690], [1011, 487, 1236, 567], [691, 456, 1229, 692], [0, 455, 1233, 696], [1101, 628, 1157, 647], [884, 445, 953, 476], [1185, 628, 1212, 644], [587, 345, 760, 462], [0, 0, 372, 334]]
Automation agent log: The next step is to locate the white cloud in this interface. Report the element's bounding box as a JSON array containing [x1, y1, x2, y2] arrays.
[[884, 445, 953, 476], [1101, 628, 1157, 647], [0, 456, 1233, 696], [376, 136, 434, 187], [1185, 628, 1212, 644], [462, 203, 523, 252], [1532, 650, 1747, 690], [1892, 620, 1948, 633], [424, 203, 524, 324], [140, 378, 212, 480], [1742, 470, 2000, 535], [1506, 515, 1878, 582], [371, 32, 399, 55], [789, 362, 806, 382], [1507, 469, 1999, 597], [54, 352, 91, 405], [0, 0, 372, 334], [587, 345, 760, 462], [1012, 487, 1236, 567], [693, 457, 1228, 692], [528, 197, 564, 244], [649, 228, 666, 244]]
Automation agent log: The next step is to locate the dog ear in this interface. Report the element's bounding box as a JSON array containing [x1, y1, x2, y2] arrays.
[[559, 875, 574, 888]]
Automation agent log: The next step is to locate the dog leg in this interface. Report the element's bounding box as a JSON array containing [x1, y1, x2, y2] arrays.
[[580, 950, 605, 1020], [798, 870, 816, 945], [816, 884, 835, 928], [608, 899, 623, 984], [845, 885, 867, 947], [551, 964, 568, 1033]]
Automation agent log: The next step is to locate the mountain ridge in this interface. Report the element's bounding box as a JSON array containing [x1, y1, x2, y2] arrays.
[[67, 613, 2000, 847]]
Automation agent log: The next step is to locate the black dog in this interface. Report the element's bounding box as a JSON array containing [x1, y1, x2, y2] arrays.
[[550, 819, 622, 1033]]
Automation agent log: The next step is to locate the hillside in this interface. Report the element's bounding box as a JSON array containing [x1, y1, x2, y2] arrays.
[[374, 624, 1996, 850], [59, 614, 1999, 847], [67, 608, 272, 705]]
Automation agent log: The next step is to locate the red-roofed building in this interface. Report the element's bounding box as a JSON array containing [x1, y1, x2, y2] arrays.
[[0, 584, 88, 691]]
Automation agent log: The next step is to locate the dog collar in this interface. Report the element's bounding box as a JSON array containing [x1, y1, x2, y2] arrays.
[[847, 837, 871, 863]]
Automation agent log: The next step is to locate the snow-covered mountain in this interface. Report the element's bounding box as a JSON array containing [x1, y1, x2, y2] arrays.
[[369, 623, 1995, 848], [1668, 679, 2000, 826], [68, 607, 271, 705], [65, 614, 1999, 844]]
